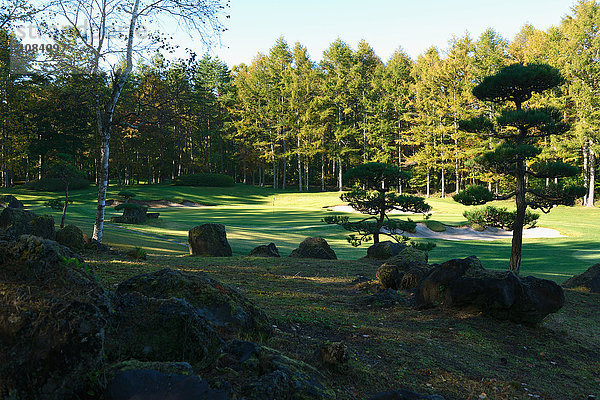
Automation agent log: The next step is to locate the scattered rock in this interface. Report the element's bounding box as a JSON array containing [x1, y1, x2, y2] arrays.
[[377, 263, 402, 289], [317, 342, 348, 369], [249, 242, 280, 257], [111, 204, 149, 224], [289, 237, 337, 260], [0, 207, 55, 240], [415, 256, 565, 324], [562, 263, 600, 293], [107, 291, 224, 369], [0, 235, 108, 399], [0, 194, 24, 208], [367, 241, 407, 260], [385, 247, 428, 269], [116, 268, 272, 340], [56, 224, 85, 251], [368, 389, 445, 399], [105, 369, 230, 400], [350, 275, 370, 285], [188, 223, 232, 257]]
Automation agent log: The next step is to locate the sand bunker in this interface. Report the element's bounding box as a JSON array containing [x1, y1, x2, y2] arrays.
[[328, 205, 565, 241]]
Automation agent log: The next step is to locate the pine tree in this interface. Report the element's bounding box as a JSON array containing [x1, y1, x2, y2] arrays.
[[455, 63, 585, 273]]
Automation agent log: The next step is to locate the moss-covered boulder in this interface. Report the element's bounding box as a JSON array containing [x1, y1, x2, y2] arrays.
[[415, 256, 565, 324], [562, 263, 600, 293], [219, 341, 335, 400], [367, 241, 406, 260], [56, 224, 85, 251], [376, 263, 401, 289], [385, 247, 428, 269], [188, 223, 232, 257], [0, 235, 108, 399], [289, 237, 337, 260], [0, 194, 24, 208], [116, 268, 272, 340], [249, 242, 280, 257], [106, 291, 224, 369], [0, 207, 55, 240]]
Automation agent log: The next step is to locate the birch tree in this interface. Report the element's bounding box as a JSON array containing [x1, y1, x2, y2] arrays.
[[48, 0, 227, 243]]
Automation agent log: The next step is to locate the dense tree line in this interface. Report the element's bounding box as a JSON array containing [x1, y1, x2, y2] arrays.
[[1, 1, 599, 205]]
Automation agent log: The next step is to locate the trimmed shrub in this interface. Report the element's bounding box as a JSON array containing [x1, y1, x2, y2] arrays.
[[25, 177, 90, 192], [174, 173, 234, 187], [453, 184, 494, 205], [114, 203, 147, 211], [424, 220, 446, 232], [463, 205, 539, 230], [126, 246, 147, 260]]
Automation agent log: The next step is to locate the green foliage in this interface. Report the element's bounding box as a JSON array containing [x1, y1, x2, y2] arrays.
[[453, 185, 494, 206], [424, 220, 446, 232], [126, 246, 147, 260], [44, 198, 72, 210], [118, 190, 137, 200], [114, 203, 147, 211], [24, 177, 90, 192], [174, 173, 234, 187], [472, 63, 564, 106], [61, 256, 92, 275], [344, 162, 408, 190], [463, 206, 539, 230]]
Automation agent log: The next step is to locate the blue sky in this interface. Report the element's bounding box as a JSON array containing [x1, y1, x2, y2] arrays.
[[197, 0, 575, 66]]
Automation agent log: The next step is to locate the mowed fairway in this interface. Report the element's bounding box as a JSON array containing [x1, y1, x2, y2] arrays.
[[4, 183, 600, 282]]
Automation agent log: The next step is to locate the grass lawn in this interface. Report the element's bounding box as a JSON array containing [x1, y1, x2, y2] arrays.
[[4, 183, 600, 282], [2, 183, 599, 399]]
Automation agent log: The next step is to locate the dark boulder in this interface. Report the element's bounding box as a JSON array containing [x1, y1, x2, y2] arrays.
[[0, 194, 24, 208], [111, 204, 148, 224], [0, 235, 108, 400], [377, 259, 431, 290], [106, 291, 224, 369], [146, 212, 160, 219], [562, 263, 600, 293], [0, 207, 55, 240], [188, 223, 232, 257], [415, 256, 565, 324], [368, 389, 445, 399], [249, 242, 280, 257], [289, 237, 337, 260], [367, 240, 406, 260], [366, 289, 412, 308], [56, 224, 85, 251], [218, 341, 335, 400], [116, 268, 272, 340], [105, 369, 229, 400]]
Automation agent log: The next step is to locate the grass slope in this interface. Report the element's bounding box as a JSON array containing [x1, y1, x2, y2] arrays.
[[89, 253, 600, 400]]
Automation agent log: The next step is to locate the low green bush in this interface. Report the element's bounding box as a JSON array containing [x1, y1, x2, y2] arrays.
[[174, 173, 234, 187], [127, 246, 147, 260], [453, 185, 494, 205], [114, 203, 147, 211], [25, 177, 90, 192], [424, 220, 446, 232], [463, 205, 539, 230]]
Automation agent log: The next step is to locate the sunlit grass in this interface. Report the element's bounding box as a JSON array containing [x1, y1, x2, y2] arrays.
[[2, 183, 600, 281]]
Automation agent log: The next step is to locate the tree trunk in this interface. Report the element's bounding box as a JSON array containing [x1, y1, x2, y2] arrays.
[[510, 156, 526, 274], [337, 156, 342, 191], [92, 0, 141, 243], [321, 154, 325, 191], [586, 146, 595, 207], [297, 137, 302, 192], [441, 167, 445, 198], [583, 136, 589, 204], [426, 169, 430, 198], [61, 182, 69, 229]]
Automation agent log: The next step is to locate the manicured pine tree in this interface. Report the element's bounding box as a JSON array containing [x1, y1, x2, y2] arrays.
[[455, 63, 585, 274], [323, 162, 431, 246]]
